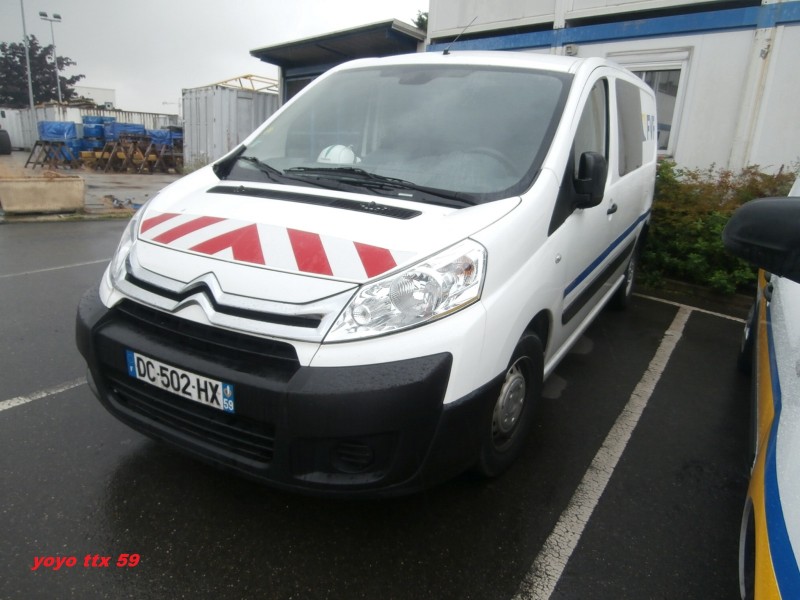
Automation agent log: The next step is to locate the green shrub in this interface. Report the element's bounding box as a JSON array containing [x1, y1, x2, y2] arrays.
[[640, 161, 797, 295]]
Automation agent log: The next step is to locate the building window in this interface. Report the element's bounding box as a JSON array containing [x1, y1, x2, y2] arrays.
[[631, 68, 681, 153], [606, 47, 690, 157]]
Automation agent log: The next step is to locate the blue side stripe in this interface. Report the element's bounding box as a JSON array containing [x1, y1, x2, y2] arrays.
[[765, 304, 800, 598], [563, 210, 649, 298], [427, 2, 800, 52]]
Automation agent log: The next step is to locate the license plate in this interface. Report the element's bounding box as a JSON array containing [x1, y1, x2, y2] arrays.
[[125, 350, 235, 413]]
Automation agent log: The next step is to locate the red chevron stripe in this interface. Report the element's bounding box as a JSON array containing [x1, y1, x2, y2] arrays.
[[153, 216, 225, 244], [189, 224, 265, 265], [354, 242, 397, 278], [287, 229, 333, 276], [140, 212, 180, 233], [142, 212, 402, 279]]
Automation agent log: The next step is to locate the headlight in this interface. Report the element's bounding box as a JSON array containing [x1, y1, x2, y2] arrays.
[[108, 205, 147, 288], [326, 239, 486, 342]]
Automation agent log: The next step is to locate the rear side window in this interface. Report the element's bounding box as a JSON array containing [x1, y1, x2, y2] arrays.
[[616, 80, 644, 176]]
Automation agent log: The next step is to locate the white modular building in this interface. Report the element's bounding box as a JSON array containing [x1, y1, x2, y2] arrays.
[[426, 0, 800, 172]]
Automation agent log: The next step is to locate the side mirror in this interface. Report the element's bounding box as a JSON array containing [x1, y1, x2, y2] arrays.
[[574, 151, 608, 209], [722, 197, 800, 284]]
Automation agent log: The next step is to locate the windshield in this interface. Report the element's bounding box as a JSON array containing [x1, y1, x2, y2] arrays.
[[224, 63, 571, 204]]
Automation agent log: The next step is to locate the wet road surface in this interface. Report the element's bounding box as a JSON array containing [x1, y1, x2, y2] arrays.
[[0, 220, 749, 599]]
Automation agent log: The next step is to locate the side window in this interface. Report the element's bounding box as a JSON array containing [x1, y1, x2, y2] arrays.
[[573, 80, 608, 178], [607, 48, 689, 158], [616, 79, 644, 177], [632, 69, 680, 153]]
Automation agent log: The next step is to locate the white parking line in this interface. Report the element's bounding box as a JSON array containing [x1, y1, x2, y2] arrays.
[[0, 259, 109, 279], [634, 292, 746, 323], [0, 378, 86, 413], [513, 305, 693, 600]]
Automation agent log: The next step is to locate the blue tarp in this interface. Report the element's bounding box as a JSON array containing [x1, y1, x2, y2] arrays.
[[83, 124, 105, 138], [82, 115, 116, 125], [82, 139, 105, 150], [64, 140, 82, 159], [146, 129, 173, 146], [45, 139, 81, 161], [104, 122, 146, 141], [38, 121, 77, 142]]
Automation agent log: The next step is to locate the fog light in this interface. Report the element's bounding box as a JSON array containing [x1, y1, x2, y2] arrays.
[[332, 440, 374, 473]]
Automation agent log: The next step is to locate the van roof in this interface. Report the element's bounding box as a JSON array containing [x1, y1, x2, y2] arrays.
[[329, 50, 610, 76]]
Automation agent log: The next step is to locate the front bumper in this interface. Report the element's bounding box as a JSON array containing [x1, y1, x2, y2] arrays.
[[76, 286, 499, 496]]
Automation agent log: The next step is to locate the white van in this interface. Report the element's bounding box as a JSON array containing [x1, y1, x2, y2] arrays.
[[76, 51, 657, 496]]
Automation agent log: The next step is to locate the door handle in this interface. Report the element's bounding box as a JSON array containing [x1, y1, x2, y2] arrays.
[[607, 203, 618, 215]]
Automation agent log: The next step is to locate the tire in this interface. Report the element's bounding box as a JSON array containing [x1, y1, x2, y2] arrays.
[[609, 247, 638, 310], [476, 333, 543, 477], [0, 130, 11, 155]]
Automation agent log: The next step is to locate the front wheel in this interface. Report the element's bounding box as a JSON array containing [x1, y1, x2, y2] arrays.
[[476, 333, 543, 477]]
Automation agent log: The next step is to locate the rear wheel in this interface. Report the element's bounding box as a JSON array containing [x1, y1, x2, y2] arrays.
[[609, 248, 638, 310], [476, 333, 543, 477]]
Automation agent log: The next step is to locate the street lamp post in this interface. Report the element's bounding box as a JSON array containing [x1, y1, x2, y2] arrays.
[[38, 11, 62, 104], [19, 0, 36, 146]]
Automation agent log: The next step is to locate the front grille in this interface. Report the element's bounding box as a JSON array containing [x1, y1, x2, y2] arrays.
[[115, 300, 300, 371], [108, 374, 275, 465], [124, 274, 323, 329]]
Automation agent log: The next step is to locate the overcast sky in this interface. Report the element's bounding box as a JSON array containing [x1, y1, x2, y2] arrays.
[[1, 0, 428, 114]]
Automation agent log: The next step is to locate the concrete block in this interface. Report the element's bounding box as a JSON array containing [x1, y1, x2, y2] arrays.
[[0, 176, 85, 214]]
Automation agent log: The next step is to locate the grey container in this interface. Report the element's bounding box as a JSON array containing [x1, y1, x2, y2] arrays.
[[182, 83, 280, 168]]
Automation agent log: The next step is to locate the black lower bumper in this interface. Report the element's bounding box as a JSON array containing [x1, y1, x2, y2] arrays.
[[76, 287, 500, 496]]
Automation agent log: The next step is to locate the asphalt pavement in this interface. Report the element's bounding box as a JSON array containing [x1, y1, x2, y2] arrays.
[[0, 219, 750, 600]]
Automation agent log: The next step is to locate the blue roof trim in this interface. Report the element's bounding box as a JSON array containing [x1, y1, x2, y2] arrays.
[[563, 209, 649, 299], [765, 305, 800, 598], [427, 2, 800, 52]]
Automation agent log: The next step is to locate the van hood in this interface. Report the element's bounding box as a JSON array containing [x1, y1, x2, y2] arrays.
[[137, 178, 520, 286]]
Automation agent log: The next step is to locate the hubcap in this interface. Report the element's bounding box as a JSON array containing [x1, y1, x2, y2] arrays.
[[492, 360, 527, 447], [624, 256, 636, 295]]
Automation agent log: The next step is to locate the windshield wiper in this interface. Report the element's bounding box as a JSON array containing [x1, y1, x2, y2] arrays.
[[236, 155, 284, 182], [283, 167, 476, 206], [223, 155, 334, 189], [212, 148, 283, 183]]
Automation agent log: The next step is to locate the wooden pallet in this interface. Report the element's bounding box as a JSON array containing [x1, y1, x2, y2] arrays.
[[24, 140, 81, 170], [138, 141, 183, 174]]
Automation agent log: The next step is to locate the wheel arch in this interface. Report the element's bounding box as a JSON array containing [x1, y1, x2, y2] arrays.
[[525, 310, 551, 356]]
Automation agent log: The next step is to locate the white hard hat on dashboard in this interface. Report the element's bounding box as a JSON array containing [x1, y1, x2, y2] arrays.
[[317, 144, 360, 164]]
